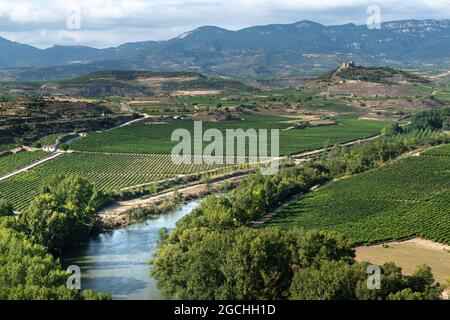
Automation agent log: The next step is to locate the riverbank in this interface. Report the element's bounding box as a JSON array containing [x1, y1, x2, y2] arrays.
[[99, 172, 249, 229], [63, 200, 201, 300]]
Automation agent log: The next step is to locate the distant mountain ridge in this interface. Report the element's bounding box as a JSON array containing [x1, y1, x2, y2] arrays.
[[0, 19, 449, 80]]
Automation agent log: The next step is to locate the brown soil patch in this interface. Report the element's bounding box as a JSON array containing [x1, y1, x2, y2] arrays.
[[172, 90, 222, 96], [356, 238, 450, 286]]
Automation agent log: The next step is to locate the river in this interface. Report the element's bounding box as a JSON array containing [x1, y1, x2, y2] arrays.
[[63, 200, 200, 300]]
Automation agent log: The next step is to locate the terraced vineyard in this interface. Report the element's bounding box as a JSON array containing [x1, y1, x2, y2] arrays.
[[0, 152, 230, 211], [0, 151, 47, 177], [70, 115, 390, 155], [32, 133, 64, 147], [266, 144, 450, 245]]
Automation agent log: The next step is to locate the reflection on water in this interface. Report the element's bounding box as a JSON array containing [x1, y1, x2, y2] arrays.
[[63, 201, 199, 300]]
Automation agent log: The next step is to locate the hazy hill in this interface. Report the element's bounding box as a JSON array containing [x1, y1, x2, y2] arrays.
[[0, 19, 449, 79]]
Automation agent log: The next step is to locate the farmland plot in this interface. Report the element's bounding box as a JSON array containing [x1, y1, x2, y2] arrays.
[[70, 115, 390, 155], [0, 152, 229, 211], [266, 144, 450, 245]]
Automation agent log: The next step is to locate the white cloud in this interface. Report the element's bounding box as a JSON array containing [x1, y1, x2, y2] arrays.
[[0, 0, 448, 48]]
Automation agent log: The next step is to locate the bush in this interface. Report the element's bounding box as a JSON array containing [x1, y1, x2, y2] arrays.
[[0, 219, 110, 300], [0, 199, 14, 217], [19, 175, 101, 254]]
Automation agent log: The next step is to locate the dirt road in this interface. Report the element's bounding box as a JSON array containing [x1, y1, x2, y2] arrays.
[[99, 174, 248, 226]]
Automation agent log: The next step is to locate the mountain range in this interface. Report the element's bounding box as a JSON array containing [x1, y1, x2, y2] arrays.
[[0, 19, 449, 80]]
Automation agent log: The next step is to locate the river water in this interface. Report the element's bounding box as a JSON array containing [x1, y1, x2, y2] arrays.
[[63, 200, 200, 300]]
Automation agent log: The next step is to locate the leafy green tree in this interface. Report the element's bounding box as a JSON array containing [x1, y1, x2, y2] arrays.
[[0, 198, 14, 217], [221, 228, 293, 300], [0, 220, 109, 300], [290, 260, 359, 300], [152, 227, 232, 299], [290, 230, 355, 268], [20, 175, 100, 254], [387, 288, 424, 300]]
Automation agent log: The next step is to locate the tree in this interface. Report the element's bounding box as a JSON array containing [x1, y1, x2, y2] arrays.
[[0, 199, 14, 217], [0, 221, 110, 300], [221, 228, 293, 300], [290, 260, 359, 300], [20, 175, 100, 254], [291, 230, 355, 268]]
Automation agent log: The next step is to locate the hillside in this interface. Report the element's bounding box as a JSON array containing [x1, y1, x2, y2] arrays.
[[0, 97, 133, 145], [2, 70, 255, 97], [0, 19, 449, 79], [309, 64, 430, 97], [321, 64, 429, 84]]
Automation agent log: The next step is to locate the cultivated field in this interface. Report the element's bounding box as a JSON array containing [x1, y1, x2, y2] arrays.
[[0, 144, 16, 153], [32, 133, 65, 147], [0, 152, 230, 211], [0, 151, 47, 177], [70, 115, 390, 155], [266, 143, 450, 245]]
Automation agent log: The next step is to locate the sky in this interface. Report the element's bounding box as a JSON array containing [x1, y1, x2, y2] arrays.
[[0, 0, 449, 48]]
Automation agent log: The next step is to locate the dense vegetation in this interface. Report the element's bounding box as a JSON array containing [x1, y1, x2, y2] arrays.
[[322, 128, 449, 177], [410, 107, 450, 131], [153, 225, 442, 300], [18, 175, 103, 254], [152, 164, 444, 299], [0, 175, 109, 300]]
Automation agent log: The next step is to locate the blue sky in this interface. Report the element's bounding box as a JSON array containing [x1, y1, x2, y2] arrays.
[[0, 0, 449, 48]]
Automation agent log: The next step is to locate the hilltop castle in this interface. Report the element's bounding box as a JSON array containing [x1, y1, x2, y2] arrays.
[[339, 61, 355, 69]]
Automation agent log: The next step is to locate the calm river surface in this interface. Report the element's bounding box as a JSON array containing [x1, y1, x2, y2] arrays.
[[63, 200, 200, 300]]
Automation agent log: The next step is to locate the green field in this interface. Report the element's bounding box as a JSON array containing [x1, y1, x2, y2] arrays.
[[0, 144, 16, 153], [70, 115, 389, 155], [0, 151, 47, 177], [32, 133, 64, 147], [435, 87, 450, 102], [266, 144, 450, 245], [423, 144, 450, 156], [0, 152, 229, 211]]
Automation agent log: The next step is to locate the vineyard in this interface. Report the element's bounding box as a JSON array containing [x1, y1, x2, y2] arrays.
[[0, 144, 16, 153], [266, 144, 450, 245], [0, 152, 231, 211], [422, 143, 450, 156], [32, 133, 64, 147], [70, 115, 390, 155], [0, 151, 47, 177]]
